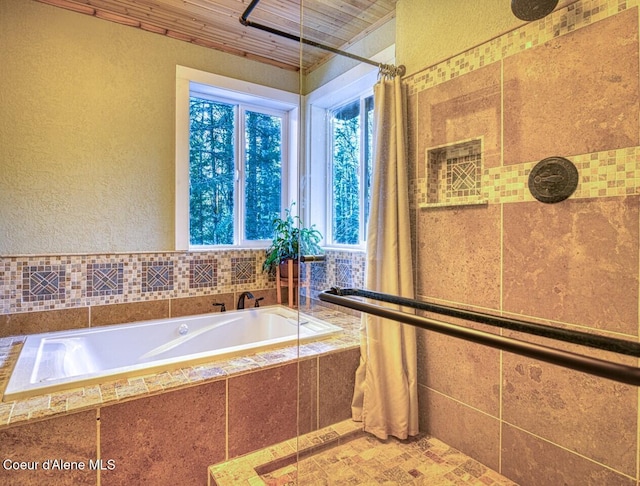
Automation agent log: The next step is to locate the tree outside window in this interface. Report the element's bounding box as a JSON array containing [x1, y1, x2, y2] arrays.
[[189, 96, 284, 246], [330, 95, 374, 246]]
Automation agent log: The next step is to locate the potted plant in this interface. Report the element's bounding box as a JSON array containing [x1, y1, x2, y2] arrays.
[[262, 203, 323, 277]]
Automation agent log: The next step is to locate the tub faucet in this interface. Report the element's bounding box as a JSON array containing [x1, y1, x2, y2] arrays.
[[212, 302, 226, 312], [237, 291, 254, 310]]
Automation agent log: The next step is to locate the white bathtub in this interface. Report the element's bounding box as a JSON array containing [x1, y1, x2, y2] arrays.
[[3, 305, 342, 401]]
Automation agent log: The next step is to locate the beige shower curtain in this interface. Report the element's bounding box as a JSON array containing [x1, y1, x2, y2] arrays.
[[351, 74, 419, 440]]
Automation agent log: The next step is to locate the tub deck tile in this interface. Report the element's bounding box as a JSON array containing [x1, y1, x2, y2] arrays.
[[0, 401, 13, 424], [187, 363, 229, 381], [65, 385, 103, 411], [114, 377, 149, 400], [10, 394, 51, 422], [142, 369, 193, 391], [219, 356, 263, 374]]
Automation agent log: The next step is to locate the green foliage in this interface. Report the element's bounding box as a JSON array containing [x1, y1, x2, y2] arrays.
[[330, 96, 374, 245], [244, 111, 282, 240], [262, 203, 323, 275], [332, 100, 360, 245], [189, 97, 235, 245]]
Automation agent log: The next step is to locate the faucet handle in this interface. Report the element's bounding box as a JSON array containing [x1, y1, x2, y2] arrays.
[[212, 302, 226, 312], [254, 297, 264, 308]]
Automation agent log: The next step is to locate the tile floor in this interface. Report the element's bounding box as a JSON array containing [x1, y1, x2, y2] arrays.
[[209, 420, 518, 485]]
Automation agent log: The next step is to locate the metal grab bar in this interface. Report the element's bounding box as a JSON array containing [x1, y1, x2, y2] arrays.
[[300, 255, 326, 263], [318, 288, 640, 387], [323, 288, 640, 357]]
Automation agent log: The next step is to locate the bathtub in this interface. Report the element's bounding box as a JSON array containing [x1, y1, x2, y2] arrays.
[[3, 305, 342, 401]]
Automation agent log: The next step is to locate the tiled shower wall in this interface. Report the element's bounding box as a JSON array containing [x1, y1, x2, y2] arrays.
[[0, 249, 364, 335], [407, 1, 640, 484]]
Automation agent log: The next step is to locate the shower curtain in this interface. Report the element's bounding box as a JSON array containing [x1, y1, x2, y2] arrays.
[[351, 74, 419, 440]]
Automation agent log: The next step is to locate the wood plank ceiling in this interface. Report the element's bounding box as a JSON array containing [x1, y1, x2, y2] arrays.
[[35, 0, 397, 72]]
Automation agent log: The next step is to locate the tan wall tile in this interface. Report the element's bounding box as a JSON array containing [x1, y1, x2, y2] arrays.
[[503, 9, 639, 165], [228, 363, 298, 458], [503, 197, 639, 335], [99, 381, 226, 485], [416, 203, 501, 309], [90, 300, 170, 327], [170, 293, 234, 317], [0, 411, 97, 485], [416, 327, 500, 416], [0, 307, 89, 338], [318, 348, 360, 429], [502, 352, 637, 476], [418, 385, 500, 472], [501, 423, 636, 486], [417, 62, 502, 171]]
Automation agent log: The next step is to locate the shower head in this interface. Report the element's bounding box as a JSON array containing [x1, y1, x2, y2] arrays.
[[511, 0, 559, 21]]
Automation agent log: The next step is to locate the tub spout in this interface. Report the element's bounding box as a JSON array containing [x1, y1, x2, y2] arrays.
[[237, 292, 254, 309]]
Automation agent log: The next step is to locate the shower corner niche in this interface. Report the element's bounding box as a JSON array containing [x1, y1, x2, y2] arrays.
[[420, 138, 488, 209]]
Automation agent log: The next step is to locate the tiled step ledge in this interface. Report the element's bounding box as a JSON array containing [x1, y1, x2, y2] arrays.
[[208, 419, 364, 485]]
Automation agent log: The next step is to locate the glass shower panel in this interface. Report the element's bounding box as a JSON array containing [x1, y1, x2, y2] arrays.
[[289, 0, 399, 484]]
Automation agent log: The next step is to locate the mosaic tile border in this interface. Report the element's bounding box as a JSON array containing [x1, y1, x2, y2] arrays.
[[0, 249, 365, 315], [405, 0, 636, 95], [412, 146, 640, 207], [0, 250, 273, 315]]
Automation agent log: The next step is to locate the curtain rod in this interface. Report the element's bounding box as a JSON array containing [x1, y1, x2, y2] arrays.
[[318, 288, 640, 387], [239, 0, 406, 76]]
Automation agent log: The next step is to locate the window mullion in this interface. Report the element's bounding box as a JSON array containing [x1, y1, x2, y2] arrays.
[[236, 105, 245, 246]]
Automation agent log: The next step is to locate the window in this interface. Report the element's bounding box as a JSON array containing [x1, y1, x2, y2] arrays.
[[175, 66, 299, 250], [189, 97, 284, 245], [329, 94, 374, 246]]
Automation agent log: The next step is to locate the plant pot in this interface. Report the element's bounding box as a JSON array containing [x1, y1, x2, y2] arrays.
[[278, 259, 299, 280]]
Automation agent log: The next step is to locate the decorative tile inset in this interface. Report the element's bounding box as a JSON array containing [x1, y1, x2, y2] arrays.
[[87, 263, 123, 297], [189, 259, 217, 289], [232, 257, 256, 285], [450, 154, 481, 192], [142, 261, 174, 293], [22, 266, 65, 302], [423, 139, 485, 208], [335, 259, 352, 288], [310, 262, 326, 291]]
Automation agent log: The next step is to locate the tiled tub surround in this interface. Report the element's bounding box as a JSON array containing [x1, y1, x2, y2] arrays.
[[405, 1, 640, 484], [0, 306, 360, 485]]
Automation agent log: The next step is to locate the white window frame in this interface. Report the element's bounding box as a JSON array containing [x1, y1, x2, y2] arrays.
[[304, 45, 395, 250], [175, 66, 299, 250]]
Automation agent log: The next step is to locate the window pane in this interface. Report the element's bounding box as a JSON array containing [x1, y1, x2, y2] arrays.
[[364, 95, 374, 239], [332, 100, 360, 245], [244, 111, 283, 240], [189, 97, 235, 245]]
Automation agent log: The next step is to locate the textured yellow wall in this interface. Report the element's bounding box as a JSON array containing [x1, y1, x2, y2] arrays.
[[397, 0, 530, 74], [0, 0, 298, 255]]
